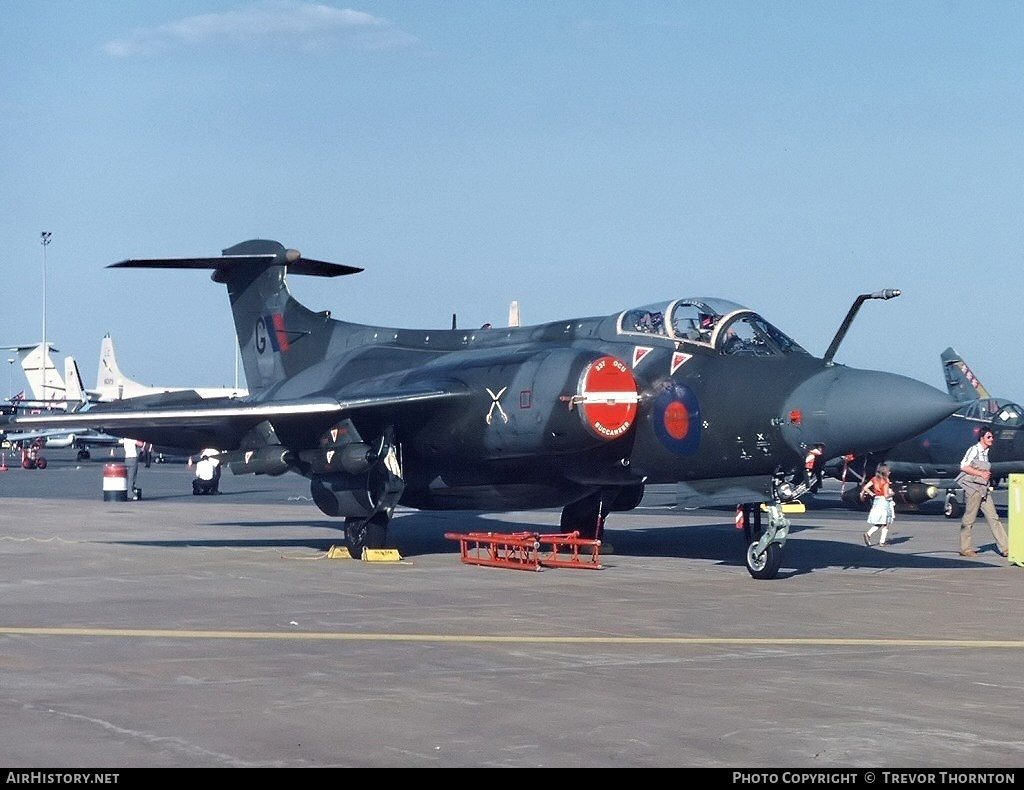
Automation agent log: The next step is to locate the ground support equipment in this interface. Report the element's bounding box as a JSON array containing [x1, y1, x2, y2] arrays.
[[444, 530, 602, 571]]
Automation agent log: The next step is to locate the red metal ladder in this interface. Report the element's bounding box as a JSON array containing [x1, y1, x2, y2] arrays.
[[444, 530, 603, 571]]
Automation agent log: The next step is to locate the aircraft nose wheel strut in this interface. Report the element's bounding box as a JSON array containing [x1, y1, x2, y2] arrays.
[[745, 473, 802, 580], [745, 503, 789, 579], [943, 489, 964, 519]]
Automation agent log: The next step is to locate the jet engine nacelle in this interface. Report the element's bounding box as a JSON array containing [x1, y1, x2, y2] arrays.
[[425, 351, 639, 461]]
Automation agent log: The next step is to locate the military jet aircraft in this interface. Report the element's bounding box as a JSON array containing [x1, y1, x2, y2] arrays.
[[6, 239, 958, 579], [825, 346, 1024, 518]]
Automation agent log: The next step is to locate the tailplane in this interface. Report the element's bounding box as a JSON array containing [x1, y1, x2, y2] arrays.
[[941, 346, 990, 402], [108, 239, 362, 396]]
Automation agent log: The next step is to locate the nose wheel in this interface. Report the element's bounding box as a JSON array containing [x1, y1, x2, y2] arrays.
[[747, 540, 782, 580], [743, 482, 795, 580]]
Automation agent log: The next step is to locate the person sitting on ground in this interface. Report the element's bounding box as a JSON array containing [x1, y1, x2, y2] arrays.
[[192, 449, 222, 495]]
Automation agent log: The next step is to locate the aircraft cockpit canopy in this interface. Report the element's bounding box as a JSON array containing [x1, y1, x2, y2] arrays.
[[618, 298, 809, 357], [963, 398, 1024, 429]]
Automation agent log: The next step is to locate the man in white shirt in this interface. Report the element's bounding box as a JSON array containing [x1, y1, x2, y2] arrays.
[[121, 437, 141, 500], [192, 449, 221, 495], [957, 428, 1008, 558]]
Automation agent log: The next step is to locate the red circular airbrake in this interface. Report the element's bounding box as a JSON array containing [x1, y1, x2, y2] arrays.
[[577, 356, 639, 439]]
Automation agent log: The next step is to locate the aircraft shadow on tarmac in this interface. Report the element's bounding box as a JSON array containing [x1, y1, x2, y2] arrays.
[[99, 506, 999, 577], [415, 506, 1008, 575], [598, 523, 994, 574], [104, 536, 348, 552]]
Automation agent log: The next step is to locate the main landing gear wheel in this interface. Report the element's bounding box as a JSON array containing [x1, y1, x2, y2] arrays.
[[746, 541, 782, 580], [344, 513, 389, 557]]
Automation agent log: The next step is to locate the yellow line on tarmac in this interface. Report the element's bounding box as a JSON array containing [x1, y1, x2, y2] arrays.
[[2, 626, 1024, 648]]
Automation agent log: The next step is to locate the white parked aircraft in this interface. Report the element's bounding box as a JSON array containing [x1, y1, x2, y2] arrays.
[[3, 335, 242, 459], [92, 333, 246, 401], [7, 342, 66, 407]]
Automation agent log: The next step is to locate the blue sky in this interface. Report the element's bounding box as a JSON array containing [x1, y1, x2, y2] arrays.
[[3, 1, 1022, 403]]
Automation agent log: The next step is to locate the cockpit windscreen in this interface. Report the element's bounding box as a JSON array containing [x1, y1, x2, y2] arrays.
[[618, 298, 809, 357]]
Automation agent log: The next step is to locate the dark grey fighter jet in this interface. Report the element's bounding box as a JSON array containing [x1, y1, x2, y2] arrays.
[[8, 240, 958, 579], [826, 347, 1024, 518]]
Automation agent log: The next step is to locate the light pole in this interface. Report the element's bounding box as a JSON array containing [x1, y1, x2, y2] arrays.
[[7, 358, 13, 400], [40, 231, 51, 401]]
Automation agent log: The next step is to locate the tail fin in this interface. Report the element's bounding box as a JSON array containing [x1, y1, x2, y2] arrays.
[[96, 331, 128, 399], [63, 356, 89, 411], [941, 346, 990, 402], [108, 239, 362, 396], [95, 333, 145, 401], [18, 343, 65, 405], [508, 300, 520, 327]]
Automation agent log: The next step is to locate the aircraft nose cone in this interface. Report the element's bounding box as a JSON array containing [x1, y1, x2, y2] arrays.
[[780, 367, 959, 458]]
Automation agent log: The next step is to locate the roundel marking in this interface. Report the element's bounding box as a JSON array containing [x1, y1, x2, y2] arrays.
[[653, 381, 702, 455], [663, 400, 690, 440], [577, 356, 639, 440]]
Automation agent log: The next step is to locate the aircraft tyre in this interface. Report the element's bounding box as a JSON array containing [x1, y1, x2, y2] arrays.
[[344, 513, 389, 556], [77, 449, 91, 460], [746, 540, 782, 580], [944, 493, 964, 519]]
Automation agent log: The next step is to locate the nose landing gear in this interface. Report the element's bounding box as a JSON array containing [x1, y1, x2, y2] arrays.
[[944, 489, 964, 519], [741, 473, 807, 580]]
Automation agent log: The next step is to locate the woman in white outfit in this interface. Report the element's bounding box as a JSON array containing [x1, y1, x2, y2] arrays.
[[862, 463, 895, 547]]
